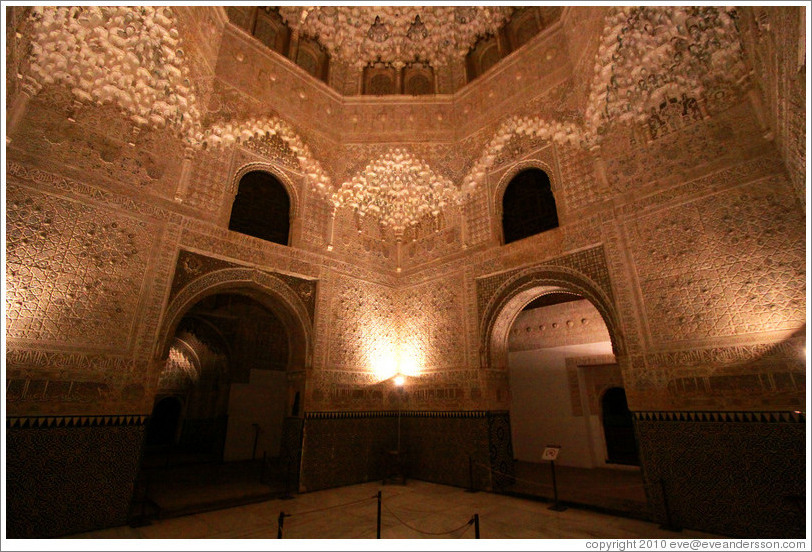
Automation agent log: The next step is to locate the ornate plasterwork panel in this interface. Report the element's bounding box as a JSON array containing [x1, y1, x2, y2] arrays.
[[11, 93, 186, 200], [601, 101, 767, 196], [6, 182, 158, 353], [168, 250, 317, 323], [633, 336, 806, 412], [402, 222, 463, 271], [476, 246, 614, 320], [277, 6, 513, 70], [326, 275, 398, 372], [399, 275, 466, 371], [737, 7, 806, 205], [6, 6, 33, 106], [626, 175, 805, 346], [508, 299, 611, 352]]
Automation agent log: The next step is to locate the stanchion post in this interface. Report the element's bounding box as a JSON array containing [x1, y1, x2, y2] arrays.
[[282, 455, 294, 500], [277, 511, 289, 539], [465, 455, 477, 493], [548, 460, 567, 511], [377, 490, 382, 539], [474, 513, 480, 539]]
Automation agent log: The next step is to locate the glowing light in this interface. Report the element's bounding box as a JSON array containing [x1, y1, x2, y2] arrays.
[[398, 349, 421, 377], [372, 349, 398, 382], [394, 375, 405, 387], [369, 340, 425, 382]]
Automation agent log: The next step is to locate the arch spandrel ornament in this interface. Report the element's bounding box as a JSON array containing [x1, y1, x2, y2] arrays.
[[156, 267, 313, 370], [479, 265, 625, 372]]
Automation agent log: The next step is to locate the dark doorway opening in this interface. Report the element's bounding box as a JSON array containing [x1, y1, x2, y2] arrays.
[[602, 387, 640, 466], [145, 396, 182, 448], [131, 293, 299, 525]]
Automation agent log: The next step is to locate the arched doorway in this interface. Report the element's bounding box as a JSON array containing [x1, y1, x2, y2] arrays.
[[507, 292, 616, 468], [479, 265, 648, 518], [133, 270, 312, 521], [602, 387, 639, 466], [155, 293, 291, 465]]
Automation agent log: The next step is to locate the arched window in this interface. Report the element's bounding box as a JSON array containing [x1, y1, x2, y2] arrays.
[[228, 171, 291, 246], [501, 168, 559, 244], [402, 61, 435, 96]]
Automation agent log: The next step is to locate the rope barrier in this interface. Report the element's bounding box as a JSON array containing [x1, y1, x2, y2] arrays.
[[286, 494, 379, 518], [457, 520, 475, 539], [278, 490, 481, 538], [280, 494, 379, 535], [473, 460, 551, 488], [381, 500, 474, 536]]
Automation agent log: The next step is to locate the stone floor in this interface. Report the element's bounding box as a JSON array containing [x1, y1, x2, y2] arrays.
[[70, 479, 717, 540], [133, 458, 287, 520]]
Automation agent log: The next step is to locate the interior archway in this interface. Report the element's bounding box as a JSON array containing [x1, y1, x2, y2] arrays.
[[504, 289, 646, 518], [479, 265, 646, 518], [135, 285, 308, 519]]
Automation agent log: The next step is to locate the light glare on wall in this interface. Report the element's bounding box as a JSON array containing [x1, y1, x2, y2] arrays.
[[398, 350, 421, 377], [371, 342, 423, 382], [372, 350, 399, 382]]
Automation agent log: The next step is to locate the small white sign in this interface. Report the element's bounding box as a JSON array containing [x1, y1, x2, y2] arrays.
[[542, 445, 561, 462]]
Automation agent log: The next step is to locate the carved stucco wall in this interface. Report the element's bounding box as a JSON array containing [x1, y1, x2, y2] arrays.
[[6, 4, 804, 424], [737, 7, 806, 205], [5, 6, 806, 539]]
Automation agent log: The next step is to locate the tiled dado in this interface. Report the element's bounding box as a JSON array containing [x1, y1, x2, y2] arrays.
[[634, 410, 805, 539], [6, 415, 147, 538], [7, 414, 149, 429], [634, 410, 806, 423], [299, 411, 514, 493]]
